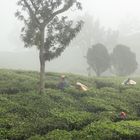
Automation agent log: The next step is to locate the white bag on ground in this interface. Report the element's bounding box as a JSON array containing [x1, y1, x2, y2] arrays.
[[128, 80, 136, 85], [122, 79, 136, 85], [76, 82, 88, 91]]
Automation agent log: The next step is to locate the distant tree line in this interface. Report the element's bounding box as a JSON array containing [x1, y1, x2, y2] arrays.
[[72, 14, 119, 56], [86, 43, 138, 76]]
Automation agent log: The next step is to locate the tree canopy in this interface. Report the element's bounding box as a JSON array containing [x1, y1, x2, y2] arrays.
[[86, 43, 110, 76], [15, 0, 83, 60], [111, 44, 138, 76]]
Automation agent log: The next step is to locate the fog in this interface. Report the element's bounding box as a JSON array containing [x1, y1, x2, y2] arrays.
[[0, 0, 140, 75]]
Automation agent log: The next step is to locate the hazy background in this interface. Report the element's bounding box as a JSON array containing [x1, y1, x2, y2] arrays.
[[0, 0, 140, 75]]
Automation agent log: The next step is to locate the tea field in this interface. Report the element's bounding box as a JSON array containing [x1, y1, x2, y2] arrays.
[[0, 69, 140, 140]]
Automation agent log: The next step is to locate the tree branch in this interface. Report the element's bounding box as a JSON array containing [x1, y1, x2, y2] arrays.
[[23, 0, 40, 27], [53, 1, 73, 17], [29, 0, 38, 11], [43, 0, 74, 27]]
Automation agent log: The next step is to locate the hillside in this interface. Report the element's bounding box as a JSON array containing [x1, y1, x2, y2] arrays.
[[0, 69, 140, 140]]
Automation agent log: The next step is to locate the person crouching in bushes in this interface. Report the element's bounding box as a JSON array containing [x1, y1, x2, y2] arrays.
[[58, 75, 69, 90], [110, 111, 127, 122], [120, 111, 127, 120]]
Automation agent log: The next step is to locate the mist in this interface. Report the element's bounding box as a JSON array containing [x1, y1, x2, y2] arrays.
[[0, 0, 140, 75]]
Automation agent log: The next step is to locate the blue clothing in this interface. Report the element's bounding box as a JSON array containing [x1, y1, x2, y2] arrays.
[[58, 79, 69, 90]]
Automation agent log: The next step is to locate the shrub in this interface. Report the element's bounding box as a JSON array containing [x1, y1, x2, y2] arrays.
[[73, 121, 140, 140], [0, 69, 140, 139], [50, 109, 93, 130], [95, 80, 115, 89], [45, 129, 72, 140]]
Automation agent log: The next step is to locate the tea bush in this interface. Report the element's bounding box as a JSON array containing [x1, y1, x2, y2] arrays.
[[94, 79, 115, 89], [73, 121, 140, 140], [0, 69, 140, 139]]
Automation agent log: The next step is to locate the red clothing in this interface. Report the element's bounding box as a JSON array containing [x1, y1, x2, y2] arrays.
[[120, 112, 126, 119]]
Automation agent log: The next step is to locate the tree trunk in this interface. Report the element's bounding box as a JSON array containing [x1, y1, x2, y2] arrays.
[[96, 70, 101, 77], [39, 53, 45, 93], [39, 28, 45, 94]]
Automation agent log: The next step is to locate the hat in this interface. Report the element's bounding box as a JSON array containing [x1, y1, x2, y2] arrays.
[[61, 75, 66, 78]]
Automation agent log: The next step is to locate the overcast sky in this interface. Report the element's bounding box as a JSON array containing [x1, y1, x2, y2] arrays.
[[0, 0, 140, 51]]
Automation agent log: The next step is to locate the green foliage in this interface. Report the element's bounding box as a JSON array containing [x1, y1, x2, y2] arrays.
[[50, 109, 93, 130], [44, 17, 83, 61], [111, 44, 138, 76], [0, 69, 38, 94], [73, 121, 140, 140], [0, 69, 140, 139], [87, 43, 110, 76], [45, 129, 72, 140], [16, 0, 83, 61], [28, 135, 46, 140], [94, 79, 115, 89], [82, 97, 115, 113], [28, 130, 72, 140]]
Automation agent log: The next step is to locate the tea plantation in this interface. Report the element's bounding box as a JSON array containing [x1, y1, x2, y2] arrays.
[[0, 69, 140, 140]]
